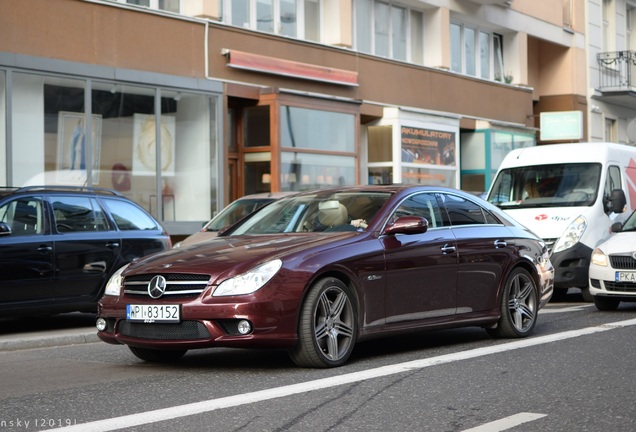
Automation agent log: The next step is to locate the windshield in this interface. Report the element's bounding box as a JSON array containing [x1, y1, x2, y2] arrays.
[[205, 198, 275, 231], [228, 191, 391, 235], [488, 163, 601, 209], [621, 210, 636, 232]]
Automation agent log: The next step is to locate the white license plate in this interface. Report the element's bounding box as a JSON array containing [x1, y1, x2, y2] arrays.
[[126, 304, 180, 323], [615, 272, 636, 282]]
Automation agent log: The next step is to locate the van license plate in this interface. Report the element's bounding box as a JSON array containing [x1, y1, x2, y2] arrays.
[[615, 272, 636, 282], [126, 304, 180, 323]]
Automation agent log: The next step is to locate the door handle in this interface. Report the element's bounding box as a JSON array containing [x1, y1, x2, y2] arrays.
[[441, 244, 456, 254], [37, 245, 53, 254], [494, 240, 507, 248], [106, 242, 120, 249]]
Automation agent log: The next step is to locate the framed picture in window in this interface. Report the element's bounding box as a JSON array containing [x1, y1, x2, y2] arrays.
[[132, 113, 176, 176], [56, 111, 103, 184]]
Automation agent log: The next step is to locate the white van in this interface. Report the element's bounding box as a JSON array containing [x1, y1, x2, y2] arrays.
[[486, 142, 636, 300]]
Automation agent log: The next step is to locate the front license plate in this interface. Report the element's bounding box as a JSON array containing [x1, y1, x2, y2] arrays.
[[126, 304, 180, 323], [615, 272, 636, 282]]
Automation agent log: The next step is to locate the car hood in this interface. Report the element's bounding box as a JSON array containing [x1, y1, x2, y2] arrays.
[[125, 233, 359, 282], [596, 232, 636, 255]]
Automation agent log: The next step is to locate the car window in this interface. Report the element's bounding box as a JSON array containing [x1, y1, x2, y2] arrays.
[[0, 197, 45, 235], [102, 198, 159, 231], [439, 193, 498, 226], [52, 196, 110, 232], [391, 193, 447, 228]]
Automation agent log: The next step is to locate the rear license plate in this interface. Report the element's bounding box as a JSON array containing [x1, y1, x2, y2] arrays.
[[126, 304, 180, 323], [615, 272, 636, 282]]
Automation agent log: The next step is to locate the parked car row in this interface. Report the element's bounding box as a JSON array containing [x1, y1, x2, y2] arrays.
[[0, 186, 171, 317]]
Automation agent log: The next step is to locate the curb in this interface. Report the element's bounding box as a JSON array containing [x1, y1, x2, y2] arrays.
[[0, 328, 99, 352]]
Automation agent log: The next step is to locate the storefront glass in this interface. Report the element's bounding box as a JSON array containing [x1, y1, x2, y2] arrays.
[[281, 152, 355, 191], [8, 73, 219, 228], [12, 73, 86, 187], [0, 71, 5, 185], [280, 106, 355, 152]]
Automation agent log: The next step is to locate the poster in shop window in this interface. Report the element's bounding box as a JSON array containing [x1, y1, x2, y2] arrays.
[[400, 126, 456, 166], [56, 111, 102, 184], [132, 114, 176, 176]]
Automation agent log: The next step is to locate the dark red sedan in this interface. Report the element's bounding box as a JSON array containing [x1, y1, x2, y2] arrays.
[[96, 185, 554, 368]]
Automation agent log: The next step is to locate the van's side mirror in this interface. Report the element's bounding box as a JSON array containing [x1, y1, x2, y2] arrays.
[[611, 222, 623, 233], [0, 221, 12, 236], [606, 189, 627, 214]]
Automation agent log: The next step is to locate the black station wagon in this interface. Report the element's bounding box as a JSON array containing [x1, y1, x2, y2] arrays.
[[0, 186, 171, 317]]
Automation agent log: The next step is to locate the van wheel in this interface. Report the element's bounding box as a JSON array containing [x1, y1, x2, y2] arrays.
[[129, 346, 187, 362], [487, 268, 538, 338], [580, 287, 593, 302]]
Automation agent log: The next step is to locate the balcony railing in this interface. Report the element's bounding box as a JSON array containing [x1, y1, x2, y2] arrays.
[[597, 51, 636, 91]]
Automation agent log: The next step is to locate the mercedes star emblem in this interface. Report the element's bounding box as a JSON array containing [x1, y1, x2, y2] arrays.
[[148, 275, 167, 299]]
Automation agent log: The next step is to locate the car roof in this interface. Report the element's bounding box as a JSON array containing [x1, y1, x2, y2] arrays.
[[0, 185, 125, 198]]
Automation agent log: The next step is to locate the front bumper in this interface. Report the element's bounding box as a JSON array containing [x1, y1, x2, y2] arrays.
[[551, 242, 593, 289], [96, 296, 299, 350], [589, 264, 636, 302]]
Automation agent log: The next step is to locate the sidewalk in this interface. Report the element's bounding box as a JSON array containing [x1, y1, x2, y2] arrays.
[[0, 327, 98, 351], [0, 312, 99, 351]]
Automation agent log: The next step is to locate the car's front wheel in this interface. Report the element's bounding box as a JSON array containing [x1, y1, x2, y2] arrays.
[[593, 296, 620, 311], [128, 346, 187, 362], [289, 277, 357, 368], [488, 268, 538, 338]]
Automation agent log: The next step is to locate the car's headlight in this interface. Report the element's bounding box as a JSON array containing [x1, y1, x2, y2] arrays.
[[213, 259, 282, 297], [104, 263, 130, 296], [591, 247, 609, 267], [553, 215, 587, 253]]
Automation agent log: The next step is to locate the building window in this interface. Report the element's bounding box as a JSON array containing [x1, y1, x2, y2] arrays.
[[628, 5, 636, 50], [121, 0, 181, 13], [451, 22, 503, 81], [223, 0, 305, 37], [355, 0, 424, 63], [280, 105, 356, 192]]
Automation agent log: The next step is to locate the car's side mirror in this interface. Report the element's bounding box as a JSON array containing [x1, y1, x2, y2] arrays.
[[606, 189, 627, 214], [383, 216, 428, 236], [611, 222, 623, 233], [0, 221, 12, 236]]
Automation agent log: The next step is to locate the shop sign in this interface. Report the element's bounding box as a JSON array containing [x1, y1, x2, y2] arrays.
[[401, 127, 456, 166]]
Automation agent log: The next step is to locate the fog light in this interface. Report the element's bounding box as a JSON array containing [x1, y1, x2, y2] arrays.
[[96, 318, 107, 332], [237, 320, 252, 335]]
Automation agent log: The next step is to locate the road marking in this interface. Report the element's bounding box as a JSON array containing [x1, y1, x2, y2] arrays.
[[540, 304, 595, 314], [462, 412, 547, 431], [45, 317, 636, 432]]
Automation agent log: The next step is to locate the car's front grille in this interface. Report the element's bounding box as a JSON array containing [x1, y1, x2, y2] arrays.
[[123, 273, 210, 298], [604, 281, 636, 292], [609, 255, 636, 270], [118, 320, 210, 340]]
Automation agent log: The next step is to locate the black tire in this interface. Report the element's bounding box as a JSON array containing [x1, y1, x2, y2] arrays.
[[289, 277, 357, 368], [487, 268, 538, 338], [580, 287, 594, 302], [593, 296, 620, 311], [128, 346, 187, 363]]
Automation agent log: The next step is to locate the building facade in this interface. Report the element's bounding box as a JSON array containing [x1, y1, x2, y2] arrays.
[[0, 0, 587, 237]]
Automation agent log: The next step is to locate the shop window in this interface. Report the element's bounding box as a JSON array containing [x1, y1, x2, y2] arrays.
[[244, 106, 271, 148], [281, 152, 355, 191], [280, 106, 354, 152], [0, 71, 5, 185], [245, 152, 272, 195]]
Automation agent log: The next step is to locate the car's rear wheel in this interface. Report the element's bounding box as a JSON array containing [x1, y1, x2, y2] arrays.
[[289, 277, 357, 368], [593, 296, 620, 311], [128, 346, 187, 362], [488, 268, 538, 338]]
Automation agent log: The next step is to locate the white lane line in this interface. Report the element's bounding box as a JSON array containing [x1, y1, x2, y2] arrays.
[[46, 318, 636, 432], [462, 413, 547, 432], [540, 304, 595, 314]]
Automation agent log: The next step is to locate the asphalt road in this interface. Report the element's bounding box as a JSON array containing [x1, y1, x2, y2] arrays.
[[1, 291, 635, 432]]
